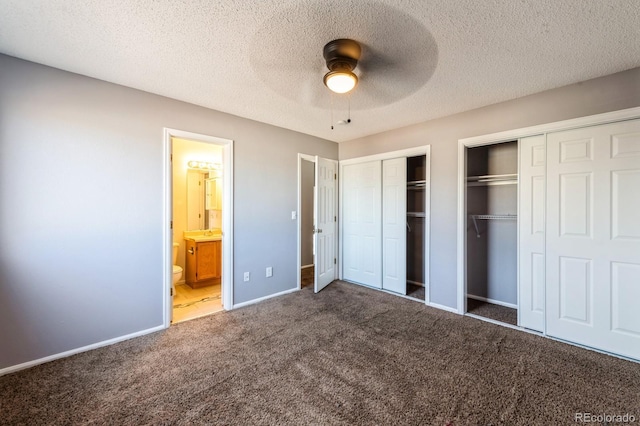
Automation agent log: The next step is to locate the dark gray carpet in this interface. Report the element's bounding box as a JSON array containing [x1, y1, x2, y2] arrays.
[[467, 298, 518, 326], [1, 281, 639, 425]]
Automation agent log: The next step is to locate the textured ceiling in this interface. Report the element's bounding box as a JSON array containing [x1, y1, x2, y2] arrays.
[[0, 0, 639, 143]]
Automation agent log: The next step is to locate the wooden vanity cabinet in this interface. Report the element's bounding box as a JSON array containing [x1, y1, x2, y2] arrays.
[[185, 239, 221, 288]]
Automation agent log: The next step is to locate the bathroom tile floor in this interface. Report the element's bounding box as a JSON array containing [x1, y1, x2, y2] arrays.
[[172, 283, 223, 324]]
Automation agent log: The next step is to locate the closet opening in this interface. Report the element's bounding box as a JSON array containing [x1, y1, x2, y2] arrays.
[[465, 141, 518, 325], [405, 155, 426, 301]]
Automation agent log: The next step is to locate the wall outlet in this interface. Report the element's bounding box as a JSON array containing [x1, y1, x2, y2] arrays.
[[291, 211, 297, 220], [243, 272, 250, 282], [266, 267, 273, 278]]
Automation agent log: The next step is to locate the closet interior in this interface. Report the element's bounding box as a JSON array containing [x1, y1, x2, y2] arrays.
[[406, 155, 426, 300], [465, 141, 518, 325]]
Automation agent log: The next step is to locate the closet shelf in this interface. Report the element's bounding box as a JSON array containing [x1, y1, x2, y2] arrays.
[[467, 173, 517, 187], [407, 180, 427, 190], [407, 212, 426, 218], [470, 214, 517, 238]]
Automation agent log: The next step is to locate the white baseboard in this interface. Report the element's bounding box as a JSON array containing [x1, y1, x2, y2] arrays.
[[343, 280, 460, 315], [301, 264, 314, 270], [0, 324, 166, 377], [426, 301, 460, 314], [467, 294, 517, 310], [232, 287, 299, 309]]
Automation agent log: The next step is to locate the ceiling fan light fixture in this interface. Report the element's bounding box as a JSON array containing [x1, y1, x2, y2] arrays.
[[323, 39, 361, 94], [324, 69, 358, 94]]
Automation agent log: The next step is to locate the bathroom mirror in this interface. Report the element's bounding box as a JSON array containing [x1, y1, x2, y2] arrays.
[[186, 170, 222, 231]]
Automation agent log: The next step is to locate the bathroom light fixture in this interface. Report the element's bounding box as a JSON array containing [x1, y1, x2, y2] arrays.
[[187, 160, 222, 171], [323, 39, 361, 94]]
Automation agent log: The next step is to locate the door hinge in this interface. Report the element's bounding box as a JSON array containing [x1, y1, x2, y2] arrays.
[[334, 258, 337, 264], [334, 173, 337, 180], [334, 216, 337, 222], [170, 221, 173, 229], [170, 154, 173, 162], [170, 287, 174, 296]]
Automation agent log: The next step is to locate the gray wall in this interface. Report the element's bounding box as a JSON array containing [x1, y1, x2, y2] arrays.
[[340, 67, 640, 309], [0, 54, 337, 370], [300, 160, 314, 266]]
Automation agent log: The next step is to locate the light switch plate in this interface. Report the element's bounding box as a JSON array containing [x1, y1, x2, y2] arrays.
[[243, 272, 250, 282], [291, 211, 297, 220], [266, 267, 273, 277]]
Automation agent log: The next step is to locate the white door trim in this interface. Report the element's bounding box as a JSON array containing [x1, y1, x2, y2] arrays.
[[297, 153, 316, 290], [456, 106, 640, 315], [339, 145, 431, 303], [163, 128, 234, 328], [459, 107, 640, 146]]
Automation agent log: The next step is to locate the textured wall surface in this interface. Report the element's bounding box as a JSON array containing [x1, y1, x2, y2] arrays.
[[340, 67, 640, 308], [0, 55, 337, 370]]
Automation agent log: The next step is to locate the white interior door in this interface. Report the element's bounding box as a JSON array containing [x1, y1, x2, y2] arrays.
[[546, 119, 640, 360], [343, 161, 382, 288], [382, 158, 407, 294], [518, 135, 545, 331], [314, 157, 338, 293]]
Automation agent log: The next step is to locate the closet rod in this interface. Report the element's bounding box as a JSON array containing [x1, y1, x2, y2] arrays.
[[470, 214, 517, 238], [406, 212, 426, 218], [407, 180, 426, 189], [467, 173, 517, 187]]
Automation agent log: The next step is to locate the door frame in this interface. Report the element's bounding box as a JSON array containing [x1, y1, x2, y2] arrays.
[[456, 138, 523, 322], [296, 153, 317, 290], [338, 145, 431, 303], [163, 128, 234, 328], [456, 106, 640, 316], [296, 154, 340, 291]]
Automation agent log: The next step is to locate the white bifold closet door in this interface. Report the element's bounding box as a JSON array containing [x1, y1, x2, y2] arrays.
[[382, 158, 407, 294], [519, 135, 546, 332], [342, 161, 382, 288], [546, 119, 640, 360]]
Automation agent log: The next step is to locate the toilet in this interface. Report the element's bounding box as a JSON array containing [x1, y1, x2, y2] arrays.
[[172, 242, 183, 293]]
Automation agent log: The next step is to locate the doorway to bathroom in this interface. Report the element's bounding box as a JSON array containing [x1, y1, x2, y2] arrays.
[[296, 154, 338, 292], [163, 129, 233, 327]]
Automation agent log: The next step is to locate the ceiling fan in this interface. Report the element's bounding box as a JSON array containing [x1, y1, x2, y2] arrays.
[[249, 1, 438, 111], [322, 38, 361, 94]]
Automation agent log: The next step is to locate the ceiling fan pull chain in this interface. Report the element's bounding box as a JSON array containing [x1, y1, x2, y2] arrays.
[[331, 92, 334, 130], [348, 94, 351, 124]]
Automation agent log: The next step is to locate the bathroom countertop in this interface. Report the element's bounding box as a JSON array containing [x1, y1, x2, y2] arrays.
[[183, 230, 222, 242], [184, 234, 222, 242]]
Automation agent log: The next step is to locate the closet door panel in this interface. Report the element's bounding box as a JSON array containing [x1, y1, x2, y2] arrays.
[[382, 158, 407, 294], [519, 135, 545, 332], [546, 119, 640, 360], [342, 161, 382, 288]]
